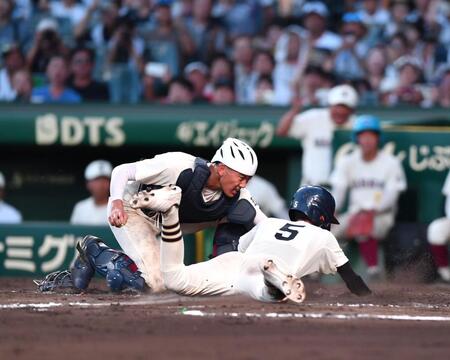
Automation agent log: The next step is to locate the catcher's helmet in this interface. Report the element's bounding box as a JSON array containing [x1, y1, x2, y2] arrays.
[[289, 185, 339, 230], [352, 115, 381, 142], [211, 138, 258, 176]]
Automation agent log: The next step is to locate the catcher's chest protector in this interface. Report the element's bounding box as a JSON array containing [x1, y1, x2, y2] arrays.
[[176, 158, 240, 223]]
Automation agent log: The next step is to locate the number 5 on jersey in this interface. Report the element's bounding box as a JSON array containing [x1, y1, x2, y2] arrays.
[[275, 223, 305, 241]]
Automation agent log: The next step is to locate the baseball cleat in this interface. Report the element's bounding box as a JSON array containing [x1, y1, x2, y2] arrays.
[[130, 185, 182, 212], [262, 259, 306, 304]]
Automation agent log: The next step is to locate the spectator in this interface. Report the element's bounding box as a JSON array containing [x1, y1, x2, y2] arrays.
[[296, 64, 332, 106], [415, 31, 448, 83], [11, 68, 32, 102], [249, 50, 275, 103], [253, 74, 275, 104], [258, 21, 284, 52], [31, 55, 81, 103], [141, 0, 188, 78], [333, 12, 367, 81], [26, 18, 68, 75], [0, 0, 28, 47], [90, 1, 120, 50], [382, 32, 409, 84], [383, 0, 412, 40], [0, 171, 22, 223], [276, 84, 359, 186], [247, 175, 289, 219], [273, 28, 305, 105], [432, 66, 450, 107], [165, 76, 194, 104], [381, 55, 433, 107], [0, 43, 25, 101], [106, 14, 144, 103], [213, 0, 260, 38], [73, 0, 101, 43], [427, 169, 450, 283], [301, 1, 342, 52], [204, 53, 233, 99], [211, 78, 235, 105], [357, 0, 389, 33], [437, 0, 450, 47], [181, 0, 226, 63], [70, 160, 112, 225], [68, 46, 109, 102], [330, 115, 407, 280], [232, 35, 254, 104], [364, 45, 387, 96], [50, 0, 87, 27], [184, 61, 209, 102], [141, 61, 171, 102]]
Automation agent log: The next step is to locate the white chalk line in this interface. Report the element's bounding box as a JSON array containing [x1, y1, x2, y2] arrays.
[[181, 309, 450, 322], [1, 297, 449, 322], [0, 294, 185, 310]]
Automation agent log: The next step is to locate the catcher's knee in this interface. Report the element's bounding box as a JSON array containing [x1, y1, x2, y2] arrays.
[[77, 235, 147, 292], [213, 223, 248, 256]]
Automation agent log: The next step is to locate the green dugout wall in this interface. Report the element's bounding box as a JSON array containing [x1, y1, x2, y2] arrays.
[[0, 104, 449, 277], [0, 104, 449, 222]]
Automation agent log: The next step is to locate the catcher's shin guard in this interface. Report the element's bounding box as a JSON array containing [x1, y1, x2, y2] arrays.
[[70, 255, 95, 290], [76, 235, 146, 292]]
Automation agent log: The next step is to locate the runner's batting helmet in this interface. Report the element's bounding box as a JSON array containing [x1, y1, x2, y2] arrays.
[[289, 185, 339, 230]]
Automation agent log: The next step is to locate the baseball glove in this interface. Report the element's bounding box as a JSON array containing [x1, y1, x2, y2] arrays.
[[346, 210, 375, 239]]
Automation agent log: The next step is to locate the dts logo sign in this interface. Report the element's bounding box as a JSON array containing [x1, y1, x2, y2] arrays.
[[35, 113, 125, 146]]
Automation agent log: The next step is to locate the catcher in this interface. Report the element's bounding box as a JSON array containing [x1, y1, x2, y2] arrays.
[[35, 138, 267, 293], [330, 115, 407, 280]]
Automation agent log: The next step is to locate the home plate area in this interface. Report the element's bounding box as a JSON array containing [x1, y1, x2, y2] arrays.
[[1, 278, 449, 359]]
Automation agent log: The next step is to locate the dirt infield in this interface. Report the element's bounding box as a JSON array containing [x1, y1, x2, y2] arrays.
[[1, 278, 450, 360]]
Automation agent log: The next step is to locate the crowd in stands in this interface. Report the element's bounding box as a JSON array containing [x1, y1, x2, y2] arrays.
[[0, 0, 450, 106]]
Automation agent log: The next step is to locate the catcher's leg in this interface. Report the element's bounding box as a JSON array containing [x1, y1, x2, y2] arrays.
[[109, 202, 165, 291], [75, 235, 146, 292]]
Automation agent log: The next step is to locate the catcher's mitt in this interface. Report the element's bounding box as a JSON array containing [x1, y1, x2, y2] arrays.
[[33, 270, 78, 293], [346, 210, 375, 239]]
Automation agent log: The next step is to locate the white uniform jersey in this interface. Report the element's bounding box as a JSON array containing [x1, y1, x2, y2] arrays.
[[443, 170, 450, 218], [122, 152, 266, 232], [70, 197, 108, 225], [238, 218, 348, 278], [0, 201, 22, 223], [247, 175, 289, 219], [330, 148, 407, 214], [427, 170, 450, 246], [288, 108, 353, 185]]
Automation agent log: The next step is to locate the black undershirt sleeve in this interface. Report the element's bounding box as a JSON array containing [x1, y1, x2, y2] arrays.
[[337, 261, 372, 296]]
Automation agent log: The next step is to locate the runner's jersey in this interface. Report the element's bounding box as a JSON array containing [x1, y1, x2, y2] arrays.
[[238, 218, 348, 277]]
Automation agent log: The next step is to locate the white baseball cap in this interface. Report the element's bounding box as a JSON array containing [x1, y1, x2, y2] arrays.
[[36, 18, 59, 33], [0, 172, 5, 188], [184, 62, 209, 76], [84, 160, 112, 181], [328, 84, 359, 108], [301, 1, 329, 17]]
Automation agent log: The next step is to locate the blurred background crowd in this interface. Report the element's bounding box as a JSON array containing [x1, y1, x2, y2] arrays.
[[1, 0, 450, 106]]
